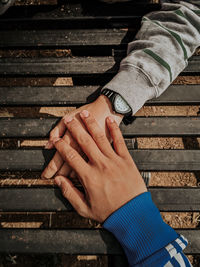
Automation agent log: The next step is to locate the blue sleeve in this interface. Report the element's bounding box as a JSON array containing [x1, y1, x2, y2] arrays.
[[103, 192, 190, 266]]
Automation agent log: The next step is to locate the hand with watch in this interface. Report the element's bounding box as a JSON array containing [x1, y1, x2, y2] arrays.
[[42, 89, 133, 179]]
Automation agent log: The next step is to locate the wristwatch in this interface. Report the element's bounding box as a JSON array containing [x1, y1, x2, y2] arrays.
[[101, 88, 132, 117]]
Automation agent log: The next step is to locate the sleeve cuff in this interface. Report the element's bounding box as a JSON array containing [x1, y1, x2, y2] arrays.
[[101, 65, 157, 116], [103, 192, 179, 266]]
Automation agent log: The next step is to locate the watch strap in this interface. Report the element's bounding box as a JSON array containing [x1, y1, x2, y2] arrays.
[[101, 88, 116, 102], [101, 88, 132, 116]]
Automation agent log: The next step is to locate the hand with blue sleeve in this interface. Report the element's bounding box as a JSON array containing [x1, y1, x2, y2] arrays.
[[52, 110, 191, 266]]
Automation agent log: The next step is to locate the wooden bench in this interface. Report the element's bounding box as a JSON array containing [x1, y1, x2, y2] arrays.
[[0, 0, 200, 265]]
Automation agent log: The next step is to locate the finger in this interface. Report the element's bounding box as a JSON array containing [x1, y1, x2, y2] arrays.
[[54, 138, 90, 181], [79, 110, 115, 158], [64, 115, 104, 164], [55, 162, 72, 177], [41, 150, 64, 179], [45, 118, 66, 149], [57, 152, 88, 177], [106, 116, 129, 158], [55, 176, 90, 218], [42, 132, 80, 179]]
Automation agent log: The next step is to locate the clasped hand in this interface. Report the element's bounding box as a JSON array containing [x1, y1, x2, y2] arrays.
[[51, 110, 147, 223]]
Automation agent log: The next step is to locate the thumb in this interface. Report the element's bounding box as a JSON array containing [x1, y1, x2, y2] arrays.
[[55, 176, 90, 218]]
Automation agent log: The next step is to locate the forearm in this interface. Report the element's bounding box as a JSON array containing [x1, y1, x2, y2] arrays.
[[101, 0, 200, 115]]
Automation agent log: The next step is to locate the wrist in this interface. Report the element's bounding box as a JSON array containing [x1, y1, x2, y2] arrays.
[[95, 95, 124, 125]]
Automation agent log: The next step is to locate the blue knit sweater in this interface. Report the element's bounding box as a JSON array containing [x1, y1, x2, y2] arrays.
[[103, 192, 191, 266]]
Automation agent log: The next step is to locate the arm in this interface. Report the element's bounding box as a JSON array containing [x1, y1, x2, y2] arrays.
[[101, 0, 200, 115], [101, 2, 199, 264], [53, 111, 191, 267], [42, 0, 200, 183]]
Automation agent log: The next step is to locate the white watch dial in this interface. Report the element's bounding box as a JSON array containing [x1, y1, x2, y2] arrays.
[[114, 95, 131, 114]]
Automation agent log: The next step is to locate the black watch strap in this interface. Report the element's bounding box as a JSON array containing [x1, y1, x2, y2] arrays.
[[101, 88, 116, 102], [101, 88, 132, 115], [101, 88, 134, 125]]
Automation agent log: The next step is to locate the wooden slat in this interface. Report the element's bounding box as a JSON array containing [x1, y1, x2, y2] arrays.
[[0, 188, 199, 212], [0, 29, 131, 47], [148, 84, 200, 105], [1, 1, 159, 21], [0, 16, 142, 30], [0, 229, 198, 254], [0, 149, 199, 171], [0, 85, 95, 106], [0, 85, 200, 106], [0, 56, 199, 76], [1, 29, 198, 50], [1, 117, 200, 138]]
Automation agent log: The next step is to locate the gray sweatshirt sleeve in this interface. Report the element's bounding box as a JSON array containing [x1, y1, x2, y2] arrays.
[[101, 0, 200, 115]]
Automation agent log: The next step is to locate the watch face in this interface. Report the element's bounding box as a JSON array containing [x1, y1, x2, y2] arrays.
[[114, 94, 131, 114]]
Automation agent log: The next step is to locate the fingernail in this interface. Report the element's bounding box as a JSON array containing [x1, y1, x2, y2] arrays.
[[108, 116, 114, 123], [64, 116, 73, 124], [45, 141, 53, 149], [55, 177, 61, 186], [52, 137, 60, 144], [41, 173, 53, 179], [80, 110, 89, 118]]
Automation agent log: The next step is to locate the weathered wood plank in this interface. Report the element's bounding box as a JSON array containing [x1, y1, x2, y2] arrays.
[[0, 16, 141, 30], [1, 117, 200, 137], [0, 229, 198, 254], [0, 29, 131, 47], [1, 1, 159, 22], [0, 56, 199, 75], [0, 188, 199, 212], [0, 85, 199, 106], [0, 149, 199, 171]]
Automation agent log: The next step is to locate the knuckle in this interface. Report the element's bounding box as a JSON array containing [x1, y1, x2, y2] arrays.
[[111, 122, 119, 131], [63, 134, 79, 151], [86, 117, 96, 125], [64, 149, 77, 162], [97, 159, 111, 172], [95, 132, 106, 142], [54, 139, 64, 150], [79, 134, 91, 145], [115, 138, 124, 145], [68, 119, 79, 131]]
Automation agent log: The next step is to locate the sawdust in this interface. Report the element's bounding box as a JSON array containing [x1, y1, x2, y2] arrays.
[[137, 137, 200, 149], [161, 212, 200, 229], [1, 222, 43, 228], [150, 172, 198, 187]]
